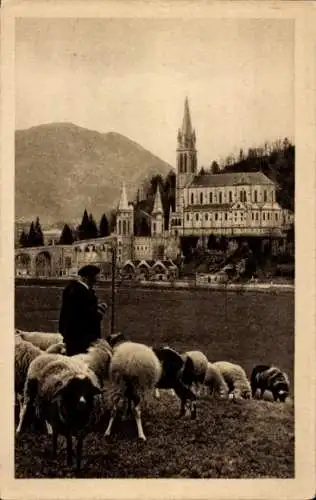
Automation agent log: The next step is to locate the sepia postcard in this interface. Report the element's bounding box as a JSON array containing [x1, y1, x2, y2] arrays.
[[1, 1, 316, 499]]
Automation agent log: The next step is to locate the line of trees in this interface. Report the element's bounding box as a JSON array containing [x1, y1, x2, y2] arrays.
[[19, 217, 44, 247]]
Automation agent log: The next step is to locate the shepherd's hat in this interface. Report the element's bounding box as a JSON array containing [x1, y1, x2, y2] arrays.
[[78, 264, 101, 278]]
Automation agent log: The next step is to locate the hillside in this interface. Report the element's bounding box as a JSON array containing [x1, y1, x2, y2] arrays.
[[15, 123, 173, 225]]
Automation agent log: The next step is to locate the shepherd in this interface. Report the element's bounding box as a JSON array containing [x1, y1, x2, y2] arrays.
[[59, 264, 108, 356]]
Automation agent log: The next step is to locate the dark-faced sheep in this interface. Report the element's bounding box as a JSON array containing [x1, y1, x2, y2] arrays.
[[16, 353, 102, 472], [251, 364, 290, 402]]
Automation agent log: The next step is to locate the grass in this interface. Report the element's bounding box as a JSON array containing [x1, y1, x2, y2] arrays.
[[15, 284, 294, 478]]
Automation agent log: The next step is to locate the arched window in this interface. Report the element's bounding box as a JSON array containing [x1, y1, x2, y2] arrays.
[[184, 155, 187, 173], [122, 220, 127, 235], [209, 192, 213, 203], [229, 191, 232, 203], [264, 190, 267, 202], [191, 193, 194, 204], [254, 190, 258, 203], [219, 192, 222, 204], [200, 192, 203, 204], [118, 220, 122, 235], [195, 213, 199, 221]]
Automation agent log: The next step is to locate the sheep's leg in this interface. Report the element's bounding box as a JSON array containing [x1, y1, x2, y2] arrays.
[[44, 418, 53, 435], [16, 398, 29, 434], [132, 403, 146, 442], [104, 403, 118, 437], [154, 388, 160, 399], [66, 435, 73, 467], [76, 435, 84, 473]]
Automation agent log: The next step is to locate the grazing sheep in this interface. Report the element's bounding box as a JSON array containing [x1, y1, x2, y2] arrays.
[[251, 364, 290, 402], [16, 353, 102, 472], [181, 350, 209, 396], [15, 330, 63, 351], [15, 334, 44, 413], [152, 345, 197, 419], [105, 333, 162, 442], [203, 362, 229, 399], [212, 361, 252, 400], [71, 338, 113, 388]]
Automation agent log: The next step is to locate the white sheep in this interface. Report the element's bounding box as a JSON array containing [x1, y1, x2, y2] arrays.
[[105, 333, 162, 442], [203, 362, 229, 399], [15, 334, 43, 414], [46, 341, 67, 354], [181, 350, 209, 396], [16, 352, 102, 472], [15, 329, 63, 351], [212, 361, 252, 400], [71, 338, 113, 388]]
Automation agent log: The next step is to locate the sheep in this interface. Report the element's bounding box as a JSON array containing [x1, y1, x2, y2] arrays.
[[15, 329, 63, 351], [15, 334, 44, 419], [180, 350, 209, 397], [46, 342, 67, 355], [203, 362, 229, 399], [105, 333, 162, 442], [250, 364, 290, 402], [212, 361, 252, 400], [152, 345, 198, 419], [71, 338, 113, 388], [16, 352, 102, 472]]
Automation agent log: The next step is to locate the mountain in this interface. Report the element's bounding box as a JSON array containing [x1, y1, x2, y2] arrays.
[[15, 123, 173, 226]]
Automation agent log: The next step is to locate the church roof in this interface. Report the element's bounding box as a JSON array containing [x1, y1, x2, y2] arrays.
[[189, 172, 274, 188]]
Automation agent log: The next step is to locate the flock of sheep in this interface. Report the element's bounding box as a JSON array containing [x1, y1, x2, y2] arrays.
[[15, 329, 290, 474]]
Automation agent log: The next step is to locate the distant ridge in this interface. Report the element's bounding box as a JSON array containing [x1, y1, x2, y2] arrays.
[[15, 123, 173, 226]]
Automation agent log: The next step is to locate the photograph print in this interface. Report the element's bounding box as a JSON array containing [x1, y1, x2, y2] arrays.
[[14, 15, 295, 481]]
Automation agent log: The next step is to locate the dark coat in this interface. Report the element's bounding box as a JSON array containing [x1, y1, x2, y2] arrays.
[[59, 280, 103, 356]]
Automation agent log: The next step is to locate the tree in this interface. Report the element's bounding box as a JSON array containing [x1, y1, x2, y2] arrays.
[[33, 216, 44, 246], [27, 221, 37, 247], [200, 167, 206, 175], [78, 209, 90, 240], [59, 224, 74, 245], [19, 229, 28, 248], [210, 161, 220, 174], [88, 213, 98, 239], [99, 213, 109, 237]]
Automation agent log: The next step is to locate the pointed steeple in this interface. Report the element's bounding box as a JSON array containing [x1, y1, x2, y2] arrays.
[[181, 96, 193, 136], [152, 185, 163, 215], [118, 182, 129, 211]]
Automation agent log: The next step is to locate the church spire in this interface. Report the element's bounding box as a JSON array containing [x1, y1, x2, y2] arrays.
[[118, 182, 129, 211], [152, 184, 163, 215], [181, 96, 193, 137], [178, 96, 196, 149]]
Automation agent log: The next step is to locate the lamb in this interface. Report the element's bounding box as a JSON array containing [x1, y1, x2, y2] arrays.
[[15, 329, 63, 351], [105, 333, 162, 442], [16, 352, 102, 472], [212, 361, 252, 400], [203, 362, 229, 399], [152, 345, 198, 419], [180, 350, 209, 397], [250, 364, 290, 402]]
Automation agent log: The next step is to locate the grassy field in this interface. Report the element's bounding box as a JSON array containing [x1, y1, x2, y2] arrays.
[[15, 284, 294, 478]]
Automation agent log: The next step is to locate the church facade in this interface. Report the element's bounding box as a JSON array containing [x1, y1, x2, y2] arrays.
[[15, 98, 294, 278]]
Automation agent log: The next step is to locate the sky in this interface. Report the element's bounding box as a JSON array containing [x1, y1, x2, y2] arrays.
[[15, 18, 294, 167]]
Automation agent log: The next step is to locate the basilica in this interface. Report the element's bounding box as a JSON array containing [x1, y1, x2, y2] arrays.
[[15, 98, 294, 278]]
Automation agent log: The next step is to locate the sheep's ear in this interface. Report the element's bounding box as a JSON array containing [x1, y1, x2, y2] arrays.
[[106, 332, 126, 347]]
